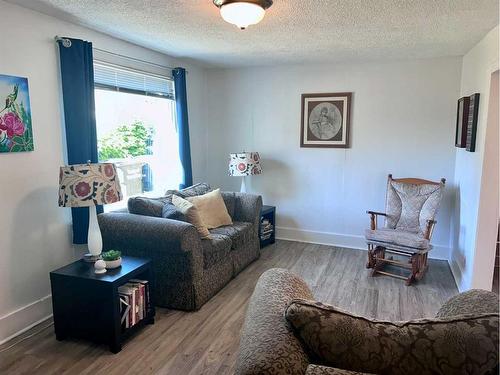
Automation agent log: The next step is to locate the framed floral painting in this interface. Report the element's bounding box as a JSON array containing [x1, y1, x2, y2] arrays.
[[0, 74, 34, 153], [300, 92, 352, 148]]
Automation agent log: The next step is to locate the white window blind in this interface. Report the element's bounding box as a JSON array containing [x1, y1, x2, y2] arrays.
[[94, 62, 175, 99]]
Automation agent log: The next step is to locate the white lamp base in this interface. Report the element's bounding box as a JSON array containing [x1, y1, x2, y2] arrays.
[[87, 205, 103, 256], [240, 176, 247, 193], [83, 253, 102, 263]]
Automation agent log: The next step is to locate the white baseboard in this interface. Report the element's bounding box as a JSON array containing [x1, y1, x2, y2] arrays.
[[449, 256, 467, 292], [275, 226, 451, 260], [0, 295, 52, 345]]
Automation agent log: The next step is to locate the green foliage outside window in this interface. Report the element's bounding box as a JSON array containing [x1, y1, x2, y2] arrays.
[[98, 121, 154, 161]]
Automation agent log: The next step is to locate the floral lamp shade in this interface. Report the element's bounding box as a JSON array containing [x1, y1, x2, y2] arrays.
[[58, 163, 122, 207], [229, 152, 262, 176]]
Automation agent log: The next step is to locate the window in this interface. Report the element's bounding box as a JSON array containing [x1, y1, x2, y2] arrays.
[[94, 62, 182, 210]]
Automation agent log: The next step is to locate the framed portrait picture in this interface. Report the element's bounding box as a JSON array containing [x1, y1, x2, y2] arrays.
[[455, 96, 469, 148], [300, 92, 352, 148]]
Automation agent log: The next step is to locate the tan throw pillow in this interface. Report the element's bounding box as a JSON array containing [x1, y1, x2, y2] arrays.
[[171, 195, 211, 239], [285, 299, 499, 375], [186, 188, 232, 229]]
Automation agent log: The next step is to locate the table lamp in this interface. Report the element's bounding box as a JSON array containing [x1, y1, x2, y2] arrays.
[[228, 152, 262, 193], [59, 162, 122, 260]]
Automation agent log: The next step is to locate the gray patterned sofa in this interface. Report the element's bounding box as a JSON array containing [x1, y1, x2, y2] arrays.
[[98, 183, 262, 311], [236, 268, 499, 375]]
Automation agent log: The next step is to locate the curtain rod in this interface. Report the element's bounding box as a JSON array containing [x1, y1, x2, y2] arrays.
[[54, 36, 185, 73]]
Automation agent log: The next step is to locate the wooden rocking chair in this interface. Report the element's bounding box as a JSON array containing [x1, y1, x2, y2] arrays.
[[365, 174, 445, 285]]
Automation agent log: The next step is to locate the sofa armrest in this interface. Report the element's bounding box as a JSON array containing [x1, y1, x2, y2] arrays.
[[99, 212, 205, 309], [235, 268, 313, 375], [98, 212, 202, 255], [99, 212, 206, 310], [435, 289, 499, 318], [233, 193, 263, 233]]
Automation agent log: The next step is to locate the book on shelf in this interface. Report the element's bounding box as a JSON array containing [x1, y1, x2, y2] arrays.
[[129, 279, 151, 318], [118, 279, 150, 329]]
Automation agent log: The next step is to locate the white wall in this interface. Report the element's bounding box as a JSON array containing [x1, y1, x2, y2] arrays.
[[451, 26, 499, 292], [0, 0, 208, 343], [205, 57, 462, 257], [1, 0, 495, 344]]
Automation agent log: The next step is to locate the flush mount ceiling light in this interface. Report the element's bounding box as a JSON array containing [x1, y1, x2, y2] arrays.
[[213, 0, 273, 30]]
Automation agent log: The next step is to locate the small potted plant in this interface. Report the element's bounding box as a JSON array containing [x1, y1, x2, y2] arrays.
[[102, 250, 122, 269]]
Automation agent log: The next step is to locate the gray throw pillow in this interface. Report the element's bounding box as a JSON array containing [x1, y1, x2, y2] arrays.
[[128, 183, 211, 218], [166, 182, 212, 198], [162, 202, 187, 222], [128, 196, 172, 217]]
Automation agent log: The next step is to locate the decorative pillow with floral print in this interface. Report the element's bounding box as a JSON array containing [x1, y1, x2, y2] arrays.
[[285, 299, 499, 375]]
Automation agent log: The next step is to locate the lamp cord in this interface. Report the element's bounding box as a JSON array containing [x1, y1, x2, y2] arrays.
[[0, 321, 54, 353]]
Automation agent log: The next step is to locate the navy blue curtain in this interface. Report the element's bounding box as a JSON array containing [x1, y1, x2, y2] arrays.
[[57, 37, 102, 244], [173, 67, 193, 189]]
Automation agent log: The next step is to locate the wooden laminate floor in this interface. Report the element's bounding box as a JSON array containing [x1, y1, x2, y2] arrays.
[[0, 240, 458, 375]]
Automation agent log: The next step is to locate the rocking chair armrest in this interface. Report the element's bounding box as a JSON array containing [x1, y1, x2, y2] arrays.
[[366, 210, 387, 217], [367, 211, 386, 230]]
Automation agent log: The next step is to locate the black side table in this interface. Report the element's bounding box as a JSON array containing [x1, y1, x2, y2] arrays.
[[260, 205, 276, 248], [50, 256, 155, 353]]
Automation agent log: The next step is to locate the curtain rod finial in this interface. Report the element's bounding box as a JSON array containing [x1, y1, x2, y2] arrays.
[[55, 36, 72, 48]]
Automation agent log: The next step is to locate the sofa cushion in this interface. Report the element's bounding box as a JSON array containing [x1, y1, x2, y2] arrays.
[[128, 183, 212, 218], [161, 202, 187, 222], [201, 233, 231, 269], [209, 221, 253, 250], [365, 227, 429, 249], [172, 195, 211, 239], [128, 196, 171, 217], [306, 365, 373, 375], [285, 299, 499, 375], [166, 182, 211, 198], [385, 179, 443, 234], [186, 189, 233, 229], [220, 191, 236, 218]]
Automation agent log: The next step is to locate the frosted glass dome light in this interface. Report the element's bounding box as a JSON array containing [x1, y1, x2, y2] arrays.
[[220, 2, 265, 29], [214, 0, 273, 30]]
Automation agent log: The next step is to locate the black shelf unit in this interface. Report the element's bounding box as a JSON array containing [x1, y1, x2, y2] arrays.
[[50, 256, 155, 353], [260, 205, 276, 248]]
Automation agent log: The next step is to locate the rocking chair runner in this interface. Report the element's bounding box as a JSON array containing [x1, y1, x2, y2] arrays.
[[365, 174, 445, 285]]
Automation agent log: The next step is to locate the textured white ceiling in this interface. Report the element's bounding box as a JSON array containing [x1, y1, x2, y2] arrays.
[[8, 0, 499, 67]]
